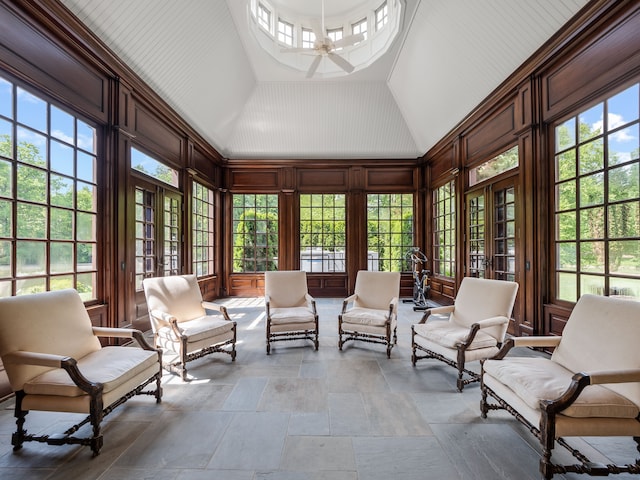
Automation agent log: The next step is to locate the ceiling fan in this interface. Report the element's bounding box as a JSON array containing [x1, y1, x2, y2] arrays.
[[280, 0, 365, 78]]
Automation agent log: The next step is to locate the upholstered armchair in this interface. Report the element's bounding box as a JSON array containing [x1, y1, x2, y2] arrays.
[[411, 276, 518, 391], [143, 274, 236, 380], [264, 270, 319, 354], [338, 270, 401, 358], [0, 289, 162, 456], [481, 294, 640, 479]]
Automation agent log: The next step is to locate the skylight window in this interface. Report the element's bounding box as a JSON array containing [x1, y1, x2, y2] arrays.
[[375, 1, 388, 31], [352, 18, 368, 41], [278, 19, 293, 46], [257, 3, 271, 32]]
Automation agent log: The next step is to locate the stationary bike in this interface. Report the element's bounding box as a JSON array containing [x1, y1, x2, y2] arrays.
[[403, 247, 431, 311]]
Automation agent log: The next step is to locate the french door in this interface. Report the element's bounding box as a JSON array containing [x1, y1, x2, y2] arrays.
[[466, 176, 522, 329], [129, 178, 182, 331]]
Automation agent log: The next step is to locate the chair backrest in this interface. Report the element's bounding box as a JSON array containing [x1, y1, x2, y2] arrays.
[[0, 289, 101, 391], [450, 277, 519, 341], [551, 294, 640, 407], [353, 270, 401, 311], [143, 274, 205, 328], [264, 271, 309, 308]]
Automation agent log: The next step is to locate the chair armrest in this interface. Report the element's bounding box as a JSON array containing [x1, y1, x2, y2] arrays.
[[342, 294, 358, 314], [3, 351, 101, 394], [265, 294, 271, 316], [202, 301, 231, 320], [149, 309, 177, 326], [418, 305, 454, 324], [92, 327, 157, 351], [542, 369, 640, 414], [474, 316, 509, 329], [511, 336, 562, 349], [305, 293, 317, 314]]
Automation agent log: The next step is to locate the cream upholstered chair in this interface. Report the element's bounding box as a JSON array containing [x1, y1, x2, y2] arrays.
[[338, 270, 401, 358], [143, 274, 236, 380], [0, 289, 162, 456], [411, 276, 518, 391], [481, 294, 640, 480], [264, 270, 319, 354]]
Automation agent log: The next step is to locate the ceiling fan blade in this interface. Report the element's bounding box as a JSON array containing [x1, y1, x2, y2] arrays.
[[306, 55, 322, 78], [327, 53, 355, 73], [310, 18, 325, 43], [333, 33, 365, 49], [281, 47, 315, 54]]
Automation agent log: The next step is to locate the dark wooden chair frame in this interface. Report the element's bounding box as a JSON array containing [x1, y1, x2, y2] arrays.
[[338, 297, 397, 358], [265, 296, 319, 354]]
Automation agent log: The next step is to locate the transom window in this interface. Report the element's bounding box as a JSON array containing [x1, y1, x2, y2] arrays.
[[257, 3, 271, 31], [469, 145, 519, 187], [300, 194, 346, 273], [131, 147, 178, 187], [0, 75, 98, 300], [553, 82, 640, 302], [327, 27, 343, 43], [232, 194, 278, 272], [375, 1, 388, 31], [192, 181, 215, 277], [352, 18, 368, 41], [302, 28, 315, 49], [367, 193, 414, 272], [433, 180, 456, 277], [277, 19, 294, 46]]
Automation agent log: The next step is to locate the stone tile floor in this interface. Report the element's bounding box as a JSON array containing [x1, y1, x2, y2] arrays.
[[0, 297, 636, 479]]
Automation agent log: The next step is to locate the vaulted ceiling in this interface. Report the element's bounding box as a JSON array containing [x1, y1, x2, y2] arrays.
[[58, 0, 589, 160]]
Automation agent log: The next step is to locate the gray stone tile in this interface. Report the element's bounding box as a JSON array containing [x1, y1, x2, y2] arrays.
[[222, 377, 268, 411], [280, 436, 355, 472], [207, 412, 289, 470], [288, 412, 331, 436], [326, 359, 390, 393], [362, 392, 432, 436], [329, 393, 370, 436], [258, 378, 328, 413]]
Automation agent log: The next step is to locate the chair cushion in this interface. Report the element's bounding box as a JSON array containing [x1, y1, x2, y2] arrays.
[[483, 357, 640, 419], [342, 307, 389, 327], [413, 322, 497, 350], [270, 306, 315, 325], [157, 316, 234, 343], [24, 346, 158, 397]]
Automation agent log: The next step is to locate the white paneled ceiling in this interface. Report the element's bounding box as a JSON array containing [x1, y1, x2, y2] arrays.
[[58, 0, 589, 160]]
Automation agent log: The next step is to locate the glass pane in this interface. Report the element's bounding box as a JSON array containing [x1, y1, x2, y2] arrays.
[[77, 119, 96, 153], [16, 240, 46, 276], [557, 242, 576, 271], [17, 127, 46, 166], [0, 240, 10, 278], [578, 103, 603, 142], [556, 211, 576, 241], [131, 147, 178, 187], [0, 77, 12, 119], [17, 164, 47, 203], [608, 163, 639, 203], [608, 278, 640, 300], [556, 117, 576, 152], [50, 105, 74, 143], [579, 172, 604, 207], [0, 118, 13, 160], [0, 199, 9, 238], [77, 151, 96, 183], [50, 207, 73, 240], [557, 272, 577, 302], [608, 84, 639, 126], [0, 280, 10, 298], [50, 242, 73, 273], [77, 242, 96, 271], [50, 274, 73, 291], [17, 87, 47, 133], [608, 123, 639, 166], [469, 146, 518, 186], [16, 277, 46, 295], [77, 182, 97, 212], [580, 274, 605, 297], [609, 240, 640, 277], [608, 201, 639, 239], [580, 207, 605, 240], [580, 241, 604, 273], [50, 139, 74, 176], [17, 203, 46, 238], [77, 272, 96, 301], [556, 180, 576, 211], [50, 174, 74, 208], [556, 150, 576, 182], [77, 212, 96, 241], [0, 159, 11, 197], [579, 138, 603, 174]]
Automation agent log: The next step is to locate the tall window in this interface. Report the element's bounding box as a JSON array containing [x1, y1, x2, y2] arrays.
[[192, 181, 215, 277], [352, 18, 368, 41], [278, 19, 294, 46], [375, 1, 388, 31], [327, 27, 343, 44], [300, 194, 346, 273], [433, 180, 456, 277], [257, 3, 271, 31], [302, 28, 315, 49], [232, 194, 278, 272], [367, 193, 414, 271], [0, 76, 99, 300], [554, 82, 640, 302]]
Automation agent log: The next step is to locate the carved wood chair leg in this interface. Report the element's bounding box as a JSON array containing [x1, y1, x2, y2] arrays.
[[89, 392, 104, 456], [635, 436, 640, 455], [12, 391, 26, 451]]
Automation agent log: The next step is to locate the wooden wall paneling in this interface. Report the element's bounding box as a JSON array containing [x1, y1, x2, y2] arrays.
[[133, 102, 184, 166], [543, 303, 572, 337], [465, 99, 517, 165], [279, 189, 297, 270], [542, 7, 640, 122], [227, 274, 265, 297], [228, 168, 281, 191], [297, 168, 349, 192], [365, 166, 417, 191], [515, 79, 533, 132], [198, 276, 219, 302], [307, 274, 348, 297]]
